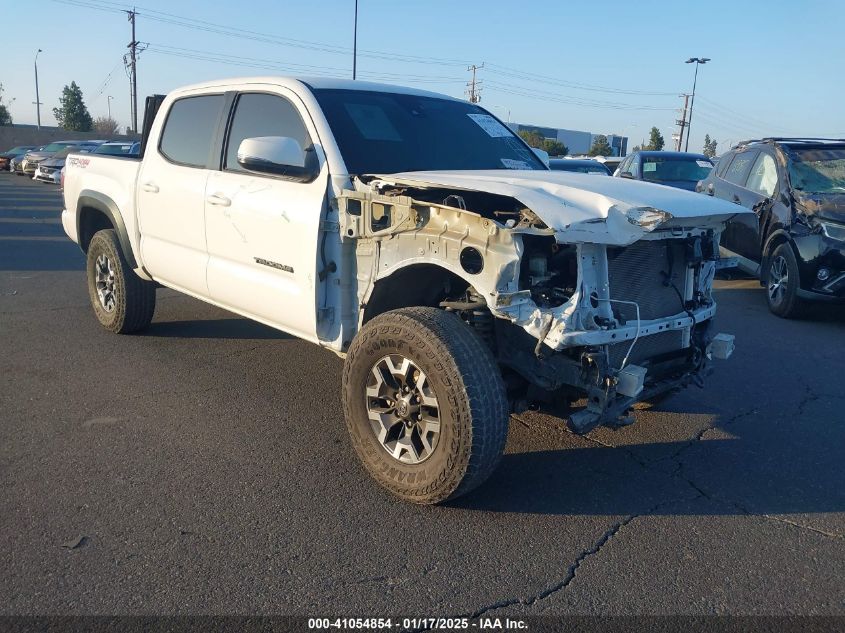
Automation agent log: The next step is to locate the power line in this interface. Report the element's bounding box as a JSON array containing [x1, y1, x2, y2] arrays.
[[485, 81, 675, 111], [144, 45, 465, 85], [485, 63, 677, 96]]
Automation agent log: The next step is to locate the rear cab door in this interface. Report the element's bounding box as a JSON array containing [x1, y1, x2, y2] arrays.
[[137, 91, 227, 296], [204, 86, 329, 342], [715, 148, 759, 261]]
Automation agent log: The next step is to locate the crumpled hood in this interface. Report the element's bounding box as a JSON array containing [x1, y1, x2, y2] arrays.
[[795, 192, 845, 223], [370, 169, 748, 245]]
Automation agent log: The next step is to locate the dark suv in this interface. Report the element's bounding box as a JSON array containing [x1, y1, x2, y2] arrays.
[[697, 138, 845, 317]]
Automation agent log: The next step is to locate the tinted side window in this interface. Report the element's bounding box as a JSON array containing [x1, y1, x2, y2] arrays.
[[745, 153, 778, 197], [723, 150, 759, 185], [159, 95, 224, 168], [225, 93, 311, 173], [714, 154, 732, 178]]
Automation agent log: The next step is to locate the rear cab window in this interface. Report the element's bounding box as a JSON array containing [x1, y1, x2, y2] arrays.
[[159, 94, 225, 168]]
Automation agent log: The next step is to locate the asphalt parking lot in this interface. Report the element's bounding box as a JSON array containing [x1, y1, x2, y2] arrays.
[[1, 171, 843, 617]]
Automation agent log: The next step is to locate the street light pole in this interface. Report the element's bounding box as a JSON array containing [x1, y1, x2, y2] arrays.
[[352, 0, 358, 80], [107, 95, 114, 121], [34, 49, 43, 130], [684, 57, 710, 152]]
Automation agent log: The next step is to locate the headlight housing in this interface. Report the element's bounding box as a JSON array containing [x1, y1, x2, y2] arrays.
[[625, 206, 673, 229]]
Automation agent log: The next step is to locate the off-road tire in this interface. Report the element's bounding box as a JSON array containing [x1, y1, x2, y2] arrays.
[[86, 229, 156, 333], [342, 307, 509, 504], [765, 242, 805, 319]]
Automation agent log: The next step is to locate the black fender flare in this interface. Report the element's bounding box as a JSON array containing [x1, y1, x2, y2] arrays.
[[760, 228, 794, 280], [76, 190, 138, 269]]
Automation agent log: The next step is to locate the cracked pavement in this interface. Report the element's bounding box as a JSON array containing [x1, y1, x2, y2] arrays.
[[1, 173, 844, 616]]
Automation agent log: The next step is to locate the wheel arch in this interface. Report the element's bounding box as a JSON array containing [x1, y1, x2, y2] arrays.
[[759, 228, 794, 285], [76, 190, 137, 269], [361, 262, 475, 325]]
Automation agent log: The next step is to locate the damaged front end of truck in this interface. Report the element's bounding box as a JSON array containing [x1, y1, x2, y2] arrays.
[[337, 171, 742, 433]]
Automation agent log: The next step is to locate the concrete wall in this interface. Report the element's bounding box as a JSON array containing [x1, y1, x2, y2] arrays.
[[0, 124, 138, 150]]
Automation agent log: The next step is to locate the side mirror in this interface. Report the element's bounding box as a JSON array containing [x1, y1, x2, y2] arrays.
[[619, 171, 634, 179], [531, 147, 550, 167], [237, 136, 318, 181]]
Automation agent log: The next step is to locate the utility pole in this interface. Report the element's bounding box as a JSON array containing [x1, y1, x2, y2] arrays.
[[352, 0, 358, 80], [34, 49, 43, 130], [126, 8, 139, 134], [675, 93, 690, 151], [107, 95, 114, 121], [465, 63, 484, 103]]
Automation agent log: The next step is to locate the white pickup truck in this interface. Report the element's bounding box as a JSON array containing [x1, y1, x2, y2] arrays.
[[62, 76, 743, 504]]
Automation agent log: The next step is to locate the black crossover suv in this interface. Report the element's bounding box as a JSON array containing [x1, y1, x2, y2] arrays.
[[696, 138, 845, 318]]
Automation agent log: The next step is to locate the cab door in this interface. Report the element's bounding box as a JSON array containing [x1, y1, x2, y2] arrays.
[[732, 151, 780, 262], [204, 89, 329, 343], [137, 93, 226, 296], [717, 149, 758, 260]]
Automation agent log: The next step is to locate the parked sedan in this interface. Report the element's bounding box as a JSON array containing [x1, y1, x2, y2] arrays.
[[35, 146, 92, 184], [0, 146, 36, 171], [20, 140, 104, 176], [549, 158, 611, 175], [615, 151, 714, 191], [697, 138, 845, 317]]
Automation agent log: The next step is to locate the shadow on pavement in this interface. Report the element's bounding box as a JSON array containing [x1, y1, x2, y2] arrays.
[[454, 411, 844, 517], [142, 318, 292, 340]]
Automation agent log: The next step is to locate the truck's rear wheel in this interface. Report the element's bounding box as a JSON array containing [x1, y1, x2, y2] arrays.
[[86, 229, 156, 333], [342, 307, 509, 504]]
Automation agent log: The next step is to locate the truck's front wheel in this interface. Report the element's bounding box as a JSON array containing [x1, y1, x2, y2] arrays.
[[342, 307, 509, 504], [86, 229, 156, 334]]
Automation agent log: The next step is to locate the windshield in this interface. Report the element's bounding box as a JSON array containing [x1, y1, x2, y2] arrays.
[[94, 143, 138, 155], [641, 156, 712, 183], [39, 142, 77, 153], [550, 161, 609, 174], [788, 147, 845, 194], [311, 88, 546, 175]]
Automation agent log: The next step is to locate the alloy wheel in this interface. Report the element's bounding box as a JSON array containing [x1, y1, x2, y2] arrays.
[[366, 355, 441, 464], [768, 255, 788, 306], [95, 254, 117, 313]]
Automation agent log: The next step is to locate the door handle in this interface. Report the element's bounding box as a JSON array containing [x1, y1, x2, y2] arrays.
[[206, 193, 232, 207], [732, 194, 742, 205], [142, 182, 159, 193]]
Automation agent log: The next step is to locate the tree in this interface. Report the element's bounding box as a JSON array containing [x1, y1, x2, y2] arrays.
[[0, 84, 11, 126], [588, 135, 613, 157], [703, 134, 718, 158], [518, 129, 545, 148], [644, 126, 665, 151], [518, 129, 568, 157], [52, 82, 93, 131], [94, 116, 120, 136]]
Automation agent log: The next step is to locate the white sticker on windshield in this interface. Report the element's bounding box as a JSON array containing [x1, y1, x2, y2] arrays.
[[501, 158, 532, 170], [643, 162, 657, 172], [467, 113, 512, 137], [696, 160, 713, 168]]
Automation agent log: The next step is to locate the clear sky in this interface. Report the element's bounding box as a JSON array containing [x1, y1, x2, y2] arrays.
[[3, 0, 844, 153]]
